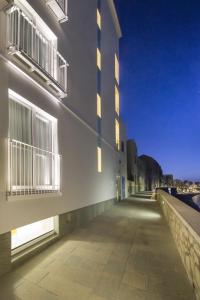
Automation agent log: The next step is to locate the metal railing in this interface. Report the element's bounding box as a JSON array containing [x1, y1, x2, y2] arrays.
[[9, 139, 61, 196], [7, 5, 67, 92]]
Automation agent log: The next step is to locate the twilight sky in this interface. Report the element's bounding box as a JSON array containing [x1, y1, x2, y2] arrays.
[[114, 0, 200, 181]]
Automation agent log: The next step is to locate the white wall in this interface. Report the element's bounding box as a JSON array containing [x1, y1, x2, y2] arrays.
[[0, 0, 124, 234]]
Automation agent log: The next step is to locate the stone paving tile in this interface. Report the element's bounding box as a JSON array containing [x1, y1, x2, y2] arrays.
[[0, 193, 196, 300], [103, 257, 126, 277], [93, 271, 121, 300], [121, 270, 148, 290], [15, 280, 59, 300], [117, 283, 147, 300], [39, 273, 92, 300]]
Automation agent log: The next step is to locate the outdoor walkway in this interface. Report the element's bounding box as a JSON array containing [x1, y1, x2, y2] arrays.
[[0, 194, 196, 300]]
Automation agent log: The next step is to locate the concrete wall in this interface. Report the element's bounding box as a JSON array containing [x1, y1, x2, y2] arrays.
[[59, 197, 116, 237], [156, 190, 200, 300], [0, 232, 11, 276]]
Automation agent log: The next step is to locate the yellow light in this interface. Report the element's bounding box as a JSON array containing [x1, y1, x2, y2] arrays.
[[115, 85, 120, 115], [97, 48, 101, 70], [97, 147, 102, 173], [97, 9, 101, 29], [115, 119, 120, 150], [97, 93, 102, 118], [11, 217, 55, 249], [11, 229, 17, 236], [115, 54, 119, 84]]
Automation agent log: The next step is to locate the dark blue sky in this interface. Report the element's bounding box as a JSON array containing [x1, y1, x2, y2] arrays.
[[114, 0, 200, 181]]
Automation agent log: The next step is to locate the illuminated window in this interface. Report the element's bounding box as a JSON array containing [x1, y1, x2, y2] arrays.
[[97, 48, 101, 70], [97, 147, 102, 172], [115, 85, 120, 115], [97, 9, 101, 29], [115, 119, 120, 150], [97, 93, 102, 118], [11, 217, 56, 249], [115, 54, 119, 84]]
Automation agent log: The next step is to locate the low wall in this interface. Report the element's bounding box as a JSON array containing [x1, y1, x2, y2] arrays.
[[156, 190, 200, 300]]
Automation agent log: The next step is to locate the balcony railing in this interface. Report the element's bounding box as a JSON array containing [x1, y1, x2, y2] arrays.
[[9, 139, 61, 196], [7, 5, 67, 97]]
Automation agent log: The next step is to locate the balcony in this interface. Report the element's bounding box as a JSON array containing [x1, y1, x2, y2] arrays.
[[8, 139, 61, 196], [6, 5, 68, 98], [46, 0, 68, 23]]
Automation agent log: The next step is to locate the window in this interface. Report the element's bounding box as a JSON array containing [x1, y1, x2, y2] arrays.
[[115, 54, 119, 84], [97, 93, 102, 118], [97, 9, 101, 29], [97, 147, 102, 173], [8, 90, 60, 195], [115, 119, 120, 151], [11, 217, 56, 250], [97, 48, 101, 70], [115, 85, 120, 115]]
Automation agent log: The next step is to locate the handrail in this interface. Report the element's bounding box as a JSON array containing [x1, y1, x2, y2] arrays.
[[11, 139, 59, 156], [9, 139, 61, 195]]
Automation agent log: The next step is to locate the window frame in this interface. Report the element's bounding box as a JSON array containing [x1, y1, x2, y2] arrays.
[[8, 89, 60, 195]]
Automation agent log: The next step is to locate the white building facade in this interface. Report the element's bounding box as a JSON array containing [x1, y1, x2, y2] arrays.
[[0, 0, 127, 274]]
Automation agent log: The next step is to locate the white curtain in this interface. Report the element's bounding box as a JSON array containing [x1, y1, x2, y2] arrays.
[[34, 114, 53, 186], [9, 99, 32, 144], [9, 99, 32, 188]]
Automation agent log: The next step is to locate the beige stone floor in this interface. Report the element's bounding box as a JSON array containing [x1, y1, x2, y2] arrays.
[[0, 194, 196, 300]]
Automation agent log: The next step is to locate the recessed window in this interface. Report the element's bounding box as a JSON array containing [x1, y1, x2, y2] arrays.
[[11, 216, 56, 250], [115, 119, 120, 151], [97, 9, 101, 29], [97, 48, 101, 70], [97, 147, 102, 173], [115, 54, 119, 84], [97, 93, 102, 118], [115, 85, 120, 115]]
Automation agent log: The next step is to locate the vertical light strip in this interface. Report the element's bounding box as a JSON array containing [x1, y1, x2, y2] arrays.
[[115, 119, 120, 151], [97, 146, 102, 173], [115, 54, 119, 84], [97, 9, 101, 29], [97, 48, 101, 70], [97, 93, 102, 118], [115, 85, 119, 115]]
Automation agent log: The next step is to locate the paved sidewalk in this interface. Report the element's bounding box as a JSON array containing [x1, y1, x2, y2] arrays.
[[0, 194, 196, 300]]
